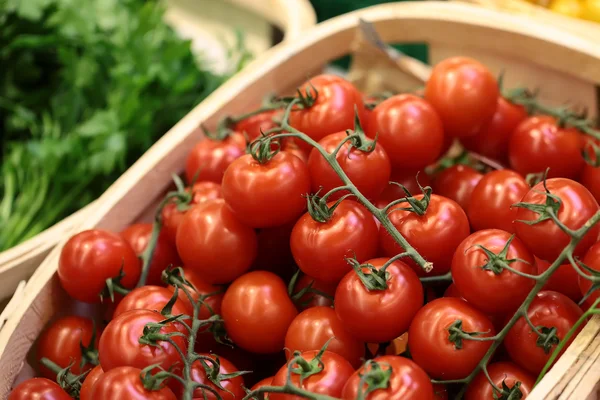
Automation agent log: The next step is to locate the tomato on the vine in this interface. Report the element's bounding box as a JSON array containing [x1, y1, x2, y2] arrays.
[[8, 378, 71, 400], [80, 365, 104, 400], [537, 257, 582, 302], [235, 110, 281, 141], [465, 362, 535, 400], [165, 268, 223, 322], [113, 285, 191, 322], [90, 366, 176, 399], [185, 132, 246, 184], [578, 241, 600, 307], [251, 376, 273, 391], [375, 169, 431, 209], [291, 273, 336, 310], [432, 165, 483, 211]]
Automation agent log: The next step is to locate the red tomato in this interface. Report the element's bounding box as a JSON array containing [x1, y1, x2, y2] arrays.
[[444, 283, 463, 299], [432, 165, 483, 211], [465, 362, 535, 400], [222, 271, 298, 353], [8, 378, 71, 400], [537, 257, 582, 302], [80, 365, 104, 400], [251, 376, 273, 391], [58, 229, 141, 303], [165, 268, 223, 322], [282, 139, 309, 163], [504, 291, 583, 374], [468, 170, 529, 233], [113, 285, 191, 322], [341, 355, 434, 400], [451, 229, 536, 315], [252, 223, 296, 280], [120, 223, 181, 286], [270, 350, 355, 400], [379, 194, 470, 276], [461, 97, 527, 162], [235, 110, 281, 141], [408, 297, 496, 379], [222, 151, 311, 228], [579, 242, 600, 307], [335, 257, 423, 343], [515, 178, 600, 261], [176, 199, 257, 284], [509, 116, 585, 179], [581, 164, 600, 204], [185, 132, 246, 184], [307, 131, 391, 201], [425, 57, 499, 138], [366, 94, 444, 170], [98, 309, 187, 373], [90, 366, 176, 399], [291, 273, 336, 310], [433, 384, 449, 400], [375, 169, 432, 209], [291, 200, 379, 283]]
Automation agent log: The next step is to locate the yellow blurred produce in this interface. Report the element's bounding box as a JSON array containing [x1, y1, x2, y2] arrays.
[[582, 0, 600, 21], [550, 0, 582, 18]]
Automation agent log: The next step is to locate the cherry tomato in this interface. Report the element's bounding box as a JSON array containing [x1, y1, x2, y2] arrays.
[[291, 273, 336, 310], [341, 355, 434, 400], [176, 199, 257, 284], [80, 365, 104, 400], [270, 350, 355, 400], [58, 229, 141, 303], [251, 376, 273, 391], [120, 223, 181, 286], [291, 200, 379, 283], [375, 169, 432, 209], [185, 132, 246, 184], [408, 297, 496, 379], [425, 57, 499, 138], [307, 131, 391, 201], [90, 366, 176, 399], [165, 268, 223, 322], [581, 164, 600, 204], [537, 257, 582, 303], [8, 378, 71, 400], [432, 165, 483, 211], [465, 362, 535, 400], [509, 116, 585, 179], [579, 242, 600, 307], [515, 178, 600, 262], [113, 285, 191, 323], [468, 170, 529, 234], [380, 194, 470, 276], [366, 94, 444, 170], [433, 384, 449, 400], [451, 229, 536, 315], [504, 291, 583, 374], [222, 151, 311, 228], [335, 257, 423, 343], [222, 271, 298, 353], [235, 110, 281, 141], [253, 222, 296, 281]]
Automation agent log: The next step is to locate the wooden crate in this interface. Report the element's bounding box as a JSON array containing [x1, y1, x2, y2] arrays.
[[0, 1, 599, 398]]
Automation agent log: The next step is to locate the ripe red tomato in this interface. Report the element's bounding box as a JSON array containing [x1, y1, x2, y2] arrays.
[[99, 309, 187, 373], [578, 242, 600, 307], [425, 57, 499, 138], [335, 257, 423, 343], [537, 257, 582, 302], [165, 268, 223, 322], [80, 365, 104, 400], [468, 170, 529, 233], [222, 151, 311, 228], [509, 116, 585, 179], [444, 283, 463, 299], [451, 229, 536, 315], [433, 384, 449, 400], [465, 362, 535, 400], [366, 94, 444, 170], [37, 315, 99, 379], [432, 165, 483, 211], [176, 199, 257, 284], [307, 131, 391, 201], [291, 200, 379, 283], [185, 132, 246, 184], [282, 139, 309, 163], [251, 376, 273, 391], [235, 110, 281, 141], [8, 378, 71, 400], [120, 223, 181, 286], [58, 229, 141, 303], [375, 169, 432, 209], [461, 97, 527, 162], [291, 273, 336, 310], [504, 291, 583, 374], [341, 355, 434, 400], [270, 350, 355, 400], [284, 306, 365, 367], [222, 271, 298, 353], [515, 178, 600, 262], [408, 297, 496, 379], [581, 164, 600, 204], [113, 285, 191, 322], [379, 194, 470, 276], [90, 366, 176, 399]]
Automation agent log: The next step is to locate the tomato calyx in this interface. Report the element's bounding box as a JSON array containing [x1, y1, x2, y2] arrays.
[[513, 179, 562, 226], [288, 345, 327, 384], [305, 192, 350, 223], [535, 326, 560, 354], [288, 270, 334, 307], [473, 235, 532, 275], [447, 320, 492, 350], [139, 314, 186, 346], [79, 324, 99, 367], [387, 182, 432, 216], [196, 355, 250, 395], [494, 379, 524, 400], [346, 109, 377, 153], [346, 257, 390, 291], [139, 363, 174, 392], [40, 358, 84, 398], [248, 135, 281, 164], [354, 360, 393, 399], [100, 266, 131, 303]]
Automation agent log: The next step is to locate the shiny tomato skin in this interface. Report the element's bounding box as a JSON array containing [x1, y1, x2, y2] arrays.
[[165, 268, 223, 321], [120, 223, 181, 286], [291, 274, 336, 310], [185, 132, 246, 184], [235, 110, 281, 141], [291, 200, 379, 284], [113, 285, 191, 322], [270, 350, 355, 400], [80, 365, 103, 400], [366, 94, 445, 170], [408, 297, 496, 379], [222, 151, 311, 228], [341, 355, 434, 400], [468, 170, 529, 234], [504, 291, 583, 374], [375, 169, 432, 209], [515, 178, 600, 261], [335, 258, 423, 343], [537, 257, 582, 302], [579, 242, 600, 307], [176, 199, 257, 284], [8, 378, 71, 400], [451, 229, 536, 315], [425, 57, 499, 138], [222, 271, 298, 353], [307, 131, 391, 201], [581, 164, 600, 204], [58, 229, 141, 303], [90, 366, 176, 399], [432, 165, 483, 211], [465, 362, 535, 400], [379, 194, 470, 276]]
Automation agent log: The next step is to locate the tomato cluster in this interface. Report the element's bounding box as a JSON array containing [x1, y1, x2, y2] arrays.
[[10, 56, 600, 400]]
